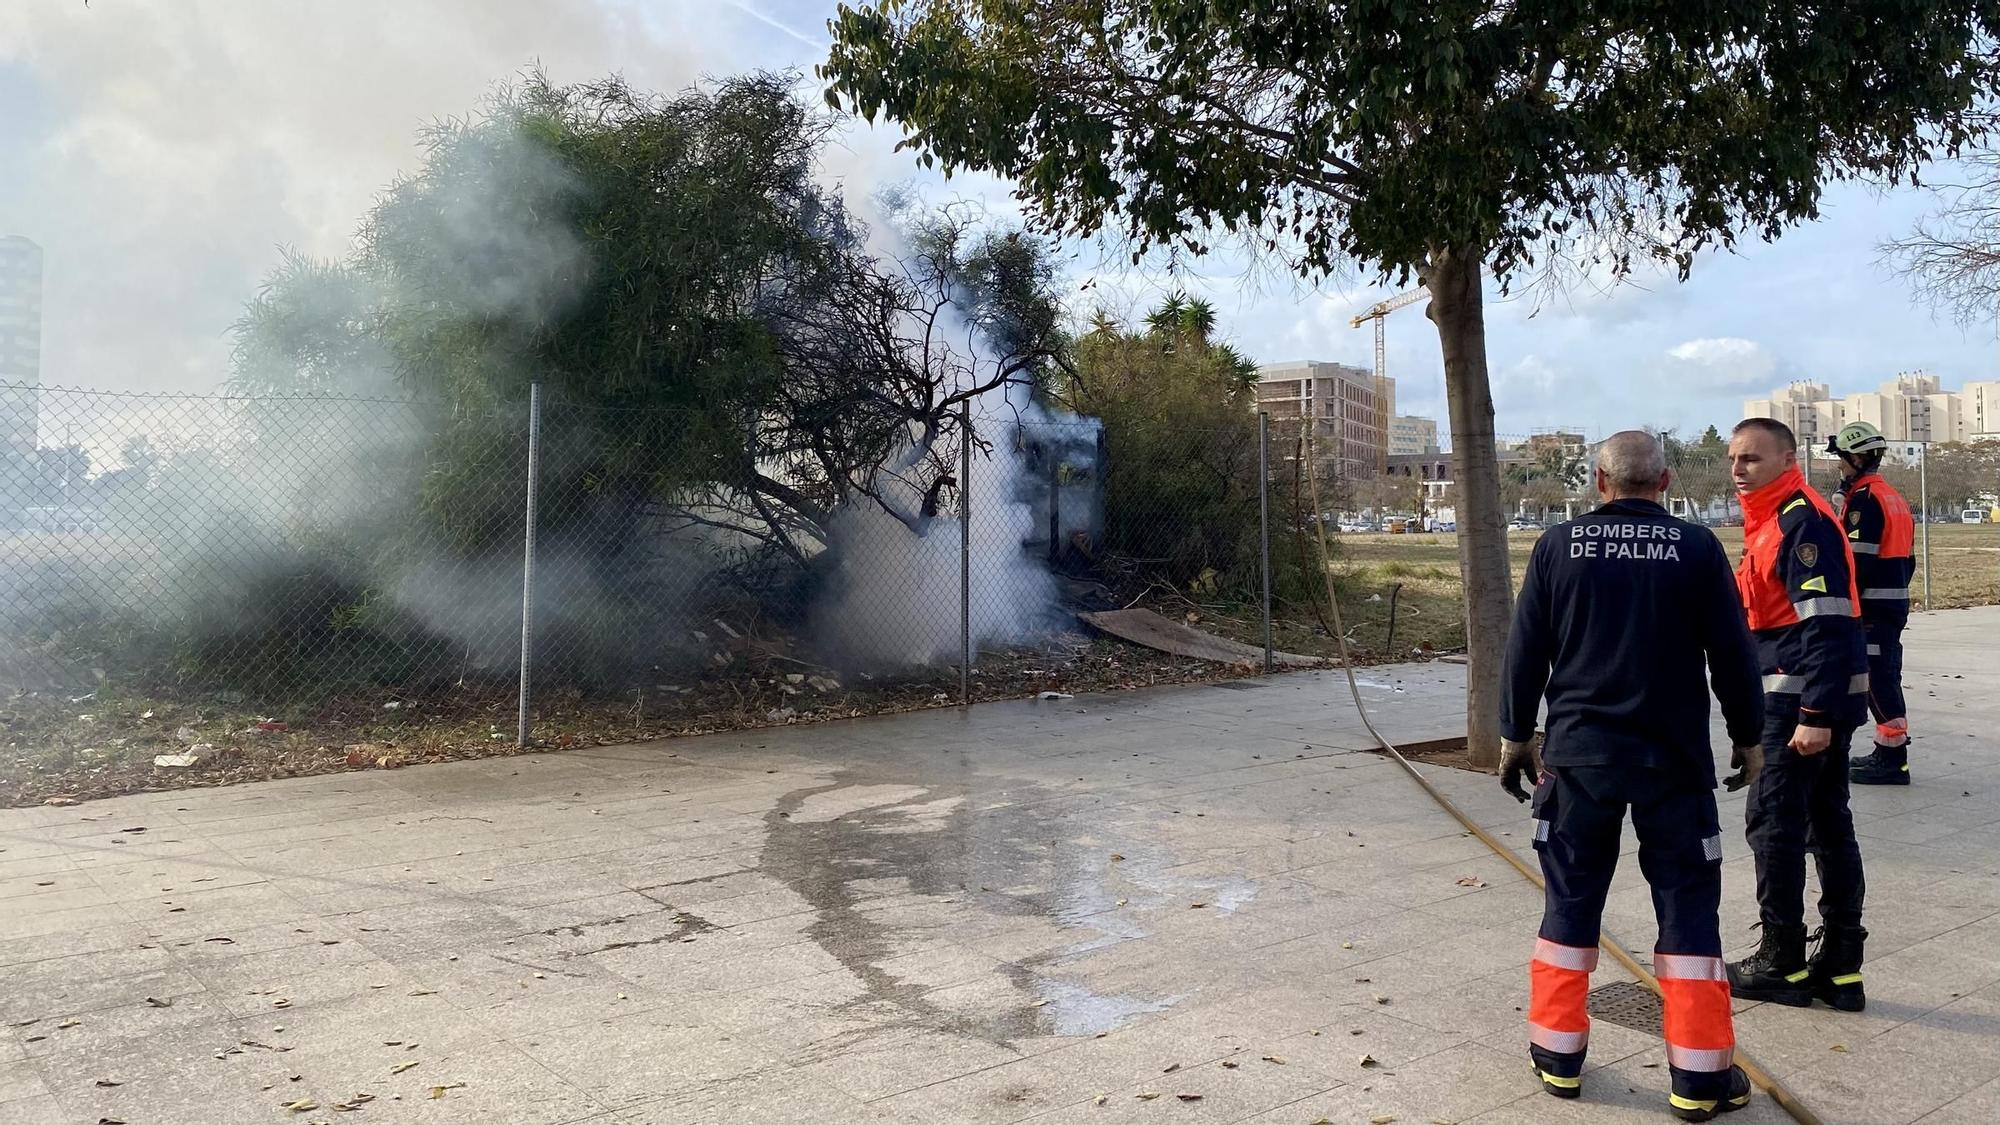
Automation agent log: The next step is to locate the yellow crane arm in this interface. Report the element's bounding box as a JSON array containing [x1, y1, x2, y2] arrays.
[[1349, 286, 1427, 328]]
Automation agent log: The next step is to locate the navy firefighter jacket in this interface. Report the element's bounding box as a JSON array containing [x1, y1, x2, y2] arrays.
[[1500, 498, 1764, 785]]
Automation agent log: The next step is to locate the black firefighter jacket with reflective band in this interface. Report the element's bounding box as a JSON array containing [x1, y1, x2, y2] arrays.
[[1835, 471, 1916, 628], [1500, 498, 1762, 786], [1736, 466, 1869, 728]]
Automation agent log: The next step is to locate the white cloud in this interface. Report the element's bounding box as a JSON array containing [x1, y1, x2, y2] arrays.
[[0, 1, 713, 393], [1661, 337, 1781, 393]]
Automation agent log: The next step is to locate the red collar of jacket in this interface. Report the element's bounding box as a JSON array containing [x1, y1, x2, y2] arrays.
[[1741, 464, 1807, 530], [1848, 471, 1885, 493]]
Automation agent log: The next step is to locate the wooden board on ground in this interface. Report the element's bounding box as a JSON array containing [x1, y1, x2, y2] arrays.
[[1079, 608, 1323, 668]]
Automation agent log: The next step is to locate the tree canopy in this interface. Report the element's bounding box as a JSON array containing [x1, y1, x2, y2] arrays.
[[823, 0, 2000, 764]]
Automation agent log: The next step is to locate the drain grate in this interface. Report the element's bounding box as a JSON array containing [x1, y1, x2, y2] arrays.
[[1589, 980, 1665, 1036], [1210, 681, 1269, 691]]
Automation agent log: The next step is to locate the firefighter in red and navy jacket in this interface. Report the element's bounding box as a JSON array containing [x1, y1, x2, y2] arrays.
[[1500, 431, 1762, 1121], [1827, 421, 1917, 786], [1724, 418, 1870, 1014]]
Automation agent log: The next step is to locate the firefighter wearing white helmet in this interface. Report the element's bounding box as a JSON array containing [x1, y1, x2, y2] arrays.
[[1827, 420, 1915, 790]]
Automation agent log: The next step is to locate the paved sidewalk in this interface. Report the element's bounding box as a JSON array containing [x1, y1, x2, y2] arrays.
[[1, 611, 1993, 1124]]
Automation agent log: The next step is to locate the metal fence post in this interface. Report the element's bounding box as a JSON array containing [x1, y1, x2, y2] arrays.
[[1258, 412, 1273, 673], [517, 383, 542, 748], [960, 403, 973, 706], [1919, 441, 1932, 608]]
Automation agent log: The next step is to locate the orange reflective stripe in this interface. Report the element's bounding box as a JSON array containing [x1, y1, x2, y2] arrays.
[[1658, 964, 1733, 1069], [1876, 718, 1909, 747], [1529, 958, 1592, 1051]]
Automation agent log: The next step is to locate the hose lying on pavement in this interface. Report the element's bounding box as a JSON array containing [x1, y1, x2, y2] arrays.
[[1300, 453, 1822, 1125]]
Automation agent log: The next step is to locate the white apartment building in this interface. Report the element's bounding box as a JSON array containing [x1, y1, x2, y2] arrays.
[[1254, 361, 1393, 479], [1388, 414, 1440, 456], [1745, 373, 2000, 454]]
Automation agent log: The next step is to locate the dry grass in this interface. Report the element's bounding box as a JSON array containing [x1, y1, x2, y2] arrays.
[[1329, 524, 2000, 653]]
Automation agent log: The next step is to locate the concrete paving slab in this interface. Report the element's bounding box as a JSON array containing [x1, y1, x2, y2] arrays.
[[0, 607, 1994, 1123]]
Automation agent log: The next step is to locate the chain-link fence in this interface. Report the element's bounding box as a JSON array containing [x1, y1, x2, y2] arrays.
[[2, 384, 1340, 740], [7, 386, 1994, 752]]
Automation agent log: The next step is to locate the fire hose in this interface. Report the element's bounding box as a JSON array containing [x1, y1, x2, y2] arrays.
[[1300, 453, 1822, 1125]]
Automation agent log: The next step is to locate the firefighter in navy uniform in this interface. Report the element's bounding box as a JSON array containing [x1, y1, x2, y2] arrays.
[[1500, 431, 1763, 1121], [1827, 421, 1917, 785], [1724, 418, 1871, 1013]]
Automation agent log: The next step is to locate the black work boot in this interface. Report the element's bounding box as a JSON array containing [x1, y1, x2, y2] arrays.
[[1528, 1046, 1583, 1100], [1670, 1064, 1753, 1121], [1807, 925, 1868, 1012], [1850, 745, 1910, 786], [1727, 925, 1811, 1006]]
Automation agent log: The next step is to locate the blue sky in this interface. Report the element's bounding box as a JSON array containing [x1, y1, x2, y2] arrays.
[[3, 0, 1994, 444]]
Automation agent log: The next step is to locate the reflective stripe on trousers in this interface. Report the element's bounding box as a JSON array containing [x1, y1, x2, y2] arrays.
[[1654, 952, 1734, 1074], [1862, 588, 1910, 600], [1763, 672, 1869, 694], [1529, 939, 1597, 1058]]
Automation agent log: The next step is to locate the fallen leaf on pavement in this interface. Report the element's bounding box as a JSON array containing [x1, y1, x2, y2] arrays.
[[1094, 1094, 1107, 1105], [144, 997, 171, 1008], [1135, 1091, 1161, 1101], [1162, 1063, 1180, 1073], [391, 1062, 419, 1075], [95, 1079, 122, 1087], [1220, 1060, 1239, 1069], [1371, 1117, 1397, 1124], [57, 1019, 79, 1029], [1454, 876, 1487, 888], [1360, 1054, 1379, 1068], [281, 1100, 318, 1113], [428, 1083, 466, 1100], [1262, 1055, 1286, 1065], [1830, 1044, 1849, 1053], [1175, 1094, 1202, 1102]]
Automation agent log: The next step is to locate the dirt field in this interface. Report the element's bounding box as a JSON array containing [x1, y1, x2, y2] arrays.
[[1329, 523, 2000, 655]]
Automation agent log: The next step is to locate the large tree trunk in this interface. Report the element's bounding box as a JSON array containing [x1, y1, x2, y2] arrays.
[[1426, 244, 1512, 770]]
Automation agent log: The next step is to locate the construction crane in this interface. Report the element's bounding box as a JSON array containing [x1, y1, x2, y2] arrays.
[[1350, 287, 1428, 474]]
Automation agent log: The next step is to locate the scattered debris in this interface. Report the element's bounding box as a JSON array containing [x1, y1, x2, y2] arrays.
[[1175, 1094, 1203, 1102], [43, 796, 80, 807], [281, 1099, 318, 1113], [143, 997, 171, 1008], [428, 1083, 466, 1099], [1360, 1054, 1379, 1068]]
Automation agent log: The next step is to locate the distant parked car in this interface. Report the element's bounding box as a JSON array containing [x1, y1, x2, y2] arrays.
[[1509, 518, 1543, 531], [1965, 509, 1991, 525]]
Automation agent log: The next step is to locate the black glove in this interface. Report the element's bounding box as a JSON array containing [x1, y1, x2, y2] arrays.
[[1723, 744, 1764, 793], [1500, 738, 1541, 803]]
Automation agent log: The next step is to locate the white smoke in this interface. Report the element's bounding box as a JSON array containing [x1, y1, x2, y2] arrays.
[[813, 378, 1101, 670]]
